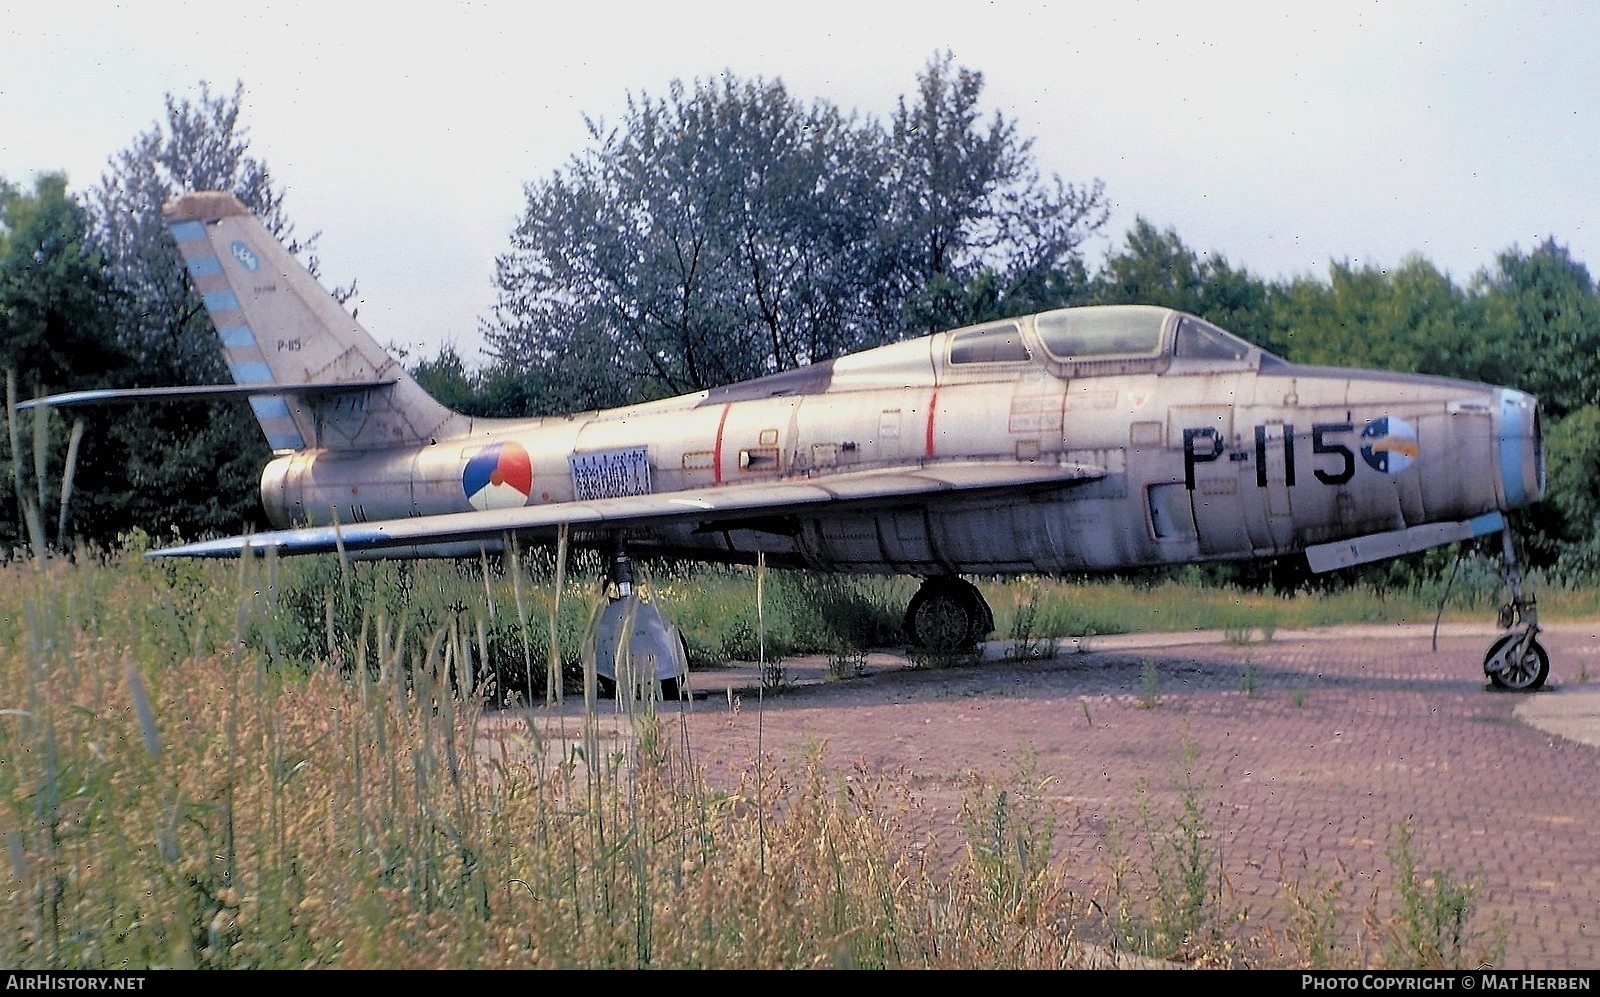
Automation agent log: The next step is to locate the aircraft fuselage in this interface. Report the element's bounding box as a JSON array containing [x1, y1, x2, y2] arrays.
[[257, 307, 1542, 577]]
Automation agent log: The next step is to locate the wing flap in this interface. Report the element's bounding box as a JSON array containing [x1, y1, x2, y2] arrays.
[[148, 458, 1106, 558]]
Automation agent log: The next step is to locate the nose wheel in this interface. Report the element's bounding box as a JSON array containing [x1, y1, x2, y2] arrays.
[[1484, 631, 1549, 691]]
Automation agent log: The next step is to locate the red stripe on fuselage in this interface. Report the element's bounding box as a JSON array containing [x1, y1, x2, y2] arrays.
[[925, 388, 939, 458], [713, 403, 733, 484]]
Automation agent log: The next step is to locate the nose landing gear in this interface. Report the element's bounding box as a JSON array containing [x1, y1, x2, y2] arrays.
[[1483, 524, 1548, 692]]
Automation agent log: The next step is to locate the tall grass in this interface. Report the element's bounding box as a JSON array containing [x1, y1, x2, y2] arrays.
[[0, 542, 1518, 968], [977, 562, 1600, 641], [0, 549, 1088, 968]]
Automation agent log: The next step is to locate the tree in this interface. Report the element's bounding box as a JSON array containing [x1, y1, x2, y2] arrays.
[[1258, 255, 1473, 374], [1455, 241, 1600, 574], [67, 81, 335, 544], [1540, 405, 1600, 578], [0, 173, 125, 390], [1087, 217, 1272, 347], [410, 344, 544, 418], [486, 73, 895, 410], [886, 51, 1108, 333], [484, 52, 1111, 410], [86, 81, 324, 383], [0, 172, 127, 552], [1465, 239, 1600, 420]]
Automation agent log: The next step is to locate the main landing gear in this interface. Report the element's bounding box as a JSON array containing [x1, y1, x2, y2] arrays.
[[592, 540, 689, 700], [904, 575, 995, 653], [1483, 524, 1548, 692]]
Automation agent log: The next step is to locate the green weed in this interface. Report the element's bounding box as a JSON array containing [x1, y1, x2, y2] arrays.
[[1270, 854, 1347, 969], [1102, 731, 1234, 964], [1372, 820, 1506, 970], [1140, 658, 1159, 708], [1003, 577, 1059, 661]]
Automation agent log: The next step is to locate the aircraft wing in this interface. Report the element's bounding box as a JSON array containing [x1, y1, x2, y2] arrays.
[[146, 458, 1106, 559]]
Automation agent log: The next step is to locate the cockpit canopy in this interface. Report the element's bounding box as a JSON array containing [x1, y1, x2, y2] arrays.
[[703, 304, 1277, 406], [946, 304, 1272, 376]]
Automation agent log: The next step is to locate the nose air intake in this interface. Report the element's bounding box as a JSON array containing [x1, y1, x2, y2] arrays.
[[1497, 389, 1544, 509]]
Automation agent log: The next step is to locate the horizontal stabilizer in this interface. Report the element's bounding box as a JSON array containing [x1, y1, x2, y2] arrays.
[[147, 458, 1107, 559], [1303, 511, 1505, 573], [16, 381, 396, 410]]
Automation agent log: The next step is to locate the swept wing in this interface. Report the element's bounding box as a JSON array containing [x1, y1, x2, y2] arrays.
[[149, 458, 1107, 558]]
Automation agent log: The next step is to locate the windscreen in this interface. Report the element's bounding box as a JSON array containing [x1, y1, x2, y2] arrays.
[[1173, 315, 1253, 361]]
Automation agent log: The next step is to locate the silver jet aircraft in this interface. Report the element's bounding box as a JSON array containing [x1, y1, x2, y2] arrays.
[[34, 191, 1552, 693]]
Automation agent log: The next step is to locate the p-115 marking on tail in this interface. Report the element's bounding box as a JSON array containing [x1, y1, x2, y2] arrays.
[[27, 191, 1553, 694]]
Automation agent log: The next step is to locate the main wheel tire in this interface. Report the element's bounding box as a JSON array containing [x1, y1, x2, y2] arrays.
[[1484, 633, 1549, 691], [904, 577, 994, 652]]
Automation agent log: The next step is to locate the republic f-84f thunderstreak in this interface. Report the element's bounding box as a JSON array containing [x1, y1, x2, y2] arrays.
[[33, 191, 1552, 693]]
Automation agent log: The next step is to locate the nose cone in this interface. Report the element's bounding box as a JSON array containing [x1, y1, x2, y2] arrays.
[[1498, 389, 1544, 508]]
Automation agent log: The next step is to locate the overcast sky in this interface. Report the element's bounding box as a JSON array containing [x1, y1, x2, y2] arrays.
[[2, 1, 1594, 366]]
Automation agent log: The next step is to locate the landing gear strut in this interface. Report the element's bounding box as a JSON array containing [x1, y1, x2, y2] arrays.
[[904, 576, 994, 653], [1483, 524, 1548, 691], [592, 540, 689, 700]]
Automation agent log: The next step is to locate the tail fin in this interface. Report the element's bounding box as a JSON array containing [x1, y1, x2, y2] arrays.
[[163, 191, 470, 451]]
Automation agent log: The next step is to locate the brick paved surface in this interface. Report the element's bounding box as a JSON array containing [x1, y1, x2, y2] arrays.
[[525, 621, 1600, 969]]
